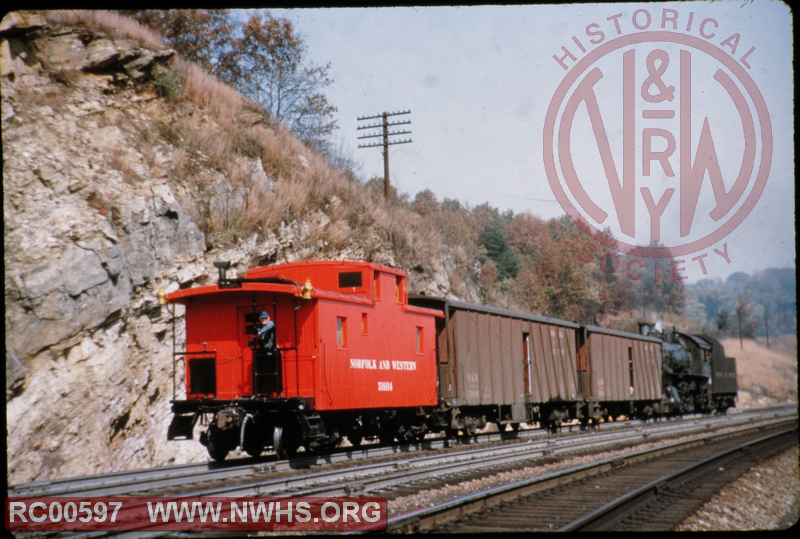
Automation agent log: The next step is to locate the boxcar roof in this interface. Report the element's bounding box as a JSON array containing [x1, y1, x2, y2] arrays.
[[583, 324, 663, 344], [409, 296, 581, 329]]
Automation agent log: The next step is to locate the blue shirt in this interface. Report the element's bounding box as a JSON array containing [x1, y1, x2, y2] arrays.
[[256, 320, 276, 349]]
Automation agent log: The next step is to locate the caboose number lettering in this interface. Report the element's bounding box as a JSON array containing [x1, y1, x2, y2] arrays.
[[378, 381, 393, 391]]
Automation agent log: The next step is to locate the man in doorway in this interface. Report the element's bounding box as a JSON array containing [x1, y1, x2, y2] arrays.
[[252, 311, 281, 396], [256, 311, 276, 350]]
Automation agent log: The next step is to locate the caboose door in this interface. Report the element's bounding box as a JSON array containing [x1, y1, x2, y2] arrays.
[[237, 294, 298, 398]]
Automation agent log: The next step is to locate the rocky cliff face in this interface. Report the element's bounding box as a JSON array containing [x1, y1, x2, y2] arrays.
[[4, 12, 466, 485], [3, 12, 209, 483]]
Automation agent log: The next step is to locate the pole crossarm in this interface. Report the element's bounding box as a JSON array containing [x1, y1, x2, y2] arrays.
[[357, 110, 411, 121], [358, 139, 412, 149], [357, 120, 411, 130], [357, 130, 411, 140], [356, 109, 412, 200]]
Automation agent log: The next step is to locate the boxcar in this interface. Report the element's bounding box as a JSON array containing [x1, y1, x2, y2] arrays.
[[410, 298, 582, 431], [578, 326, 663, 421]]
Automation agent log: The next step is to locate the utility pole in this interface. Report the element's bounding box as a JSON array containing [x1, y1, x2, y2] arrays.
[[737, 309, 743, 350], [357, 110, 411, 201]]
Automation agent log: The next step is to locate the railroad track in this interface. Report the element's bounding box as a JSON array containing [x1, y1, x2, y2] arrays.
[[384, 417, 798, 533], [9, 406, 793, 503], [9, 423, 549, 497]]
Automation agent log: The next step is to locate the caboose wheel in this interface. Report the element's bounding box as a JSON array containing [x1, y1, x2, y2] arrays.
[[378, 427, 395, 446], [273, 425, 299, 459], [348, 433, 363, 447], [205, 431, 229, 462], [241, 416, 263, 458]]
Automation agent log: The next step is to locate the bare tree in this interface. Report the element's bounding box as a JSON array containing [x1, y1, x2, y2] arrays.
[[215, 12, 337, 152]]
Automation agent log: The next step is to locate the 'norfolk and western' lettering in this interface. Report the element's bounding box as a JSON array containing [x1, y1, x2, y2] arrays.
[[349, 358, 417, 371]]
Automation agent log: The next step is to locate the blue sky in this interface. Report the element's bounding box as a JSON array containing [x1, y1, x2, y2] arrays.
[[260, 2, 793, 282]]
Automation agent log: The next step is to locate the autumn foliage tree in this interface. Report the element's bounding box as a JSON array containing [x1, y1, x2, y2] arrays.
[[409, 194, 637, 324], [122, 9, 233, 69], [627, 244, 687, 318], [125, 10, 338, 153], [505, 214, 615, 323]]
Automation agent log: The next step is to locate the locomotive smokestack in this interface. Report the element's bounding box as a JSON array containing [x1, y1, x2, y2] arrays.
[[214, 261, 231, 283]]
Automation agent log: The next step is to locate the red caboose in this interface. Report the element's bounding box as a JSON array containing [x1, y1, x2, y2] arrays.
[[166, 260, 441, 460]]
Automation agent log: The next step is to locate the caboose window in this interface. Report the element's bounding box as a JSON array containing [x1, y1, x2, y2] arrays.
[[337, 317, 347, 348], [415, 326, 423, 353], [244, 310, 266, 335], [338, 271, 363, 289], [188, 355, 216, 396]]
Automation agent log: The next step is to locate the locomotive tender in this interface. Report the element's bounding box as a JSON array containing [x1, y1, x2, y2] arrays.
[[164, 260, 736, 461]]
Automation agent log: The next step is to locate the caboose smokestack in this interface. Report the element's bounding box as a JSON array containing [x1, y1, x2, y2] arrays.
[[214, 261, 231, 283]]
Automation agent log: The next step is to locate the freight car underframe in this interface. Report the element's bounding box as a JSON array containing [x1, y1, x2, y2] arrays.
[[449, 397, 666, 434], [169, 393, 674, 462], [169, 397, 452, 461]]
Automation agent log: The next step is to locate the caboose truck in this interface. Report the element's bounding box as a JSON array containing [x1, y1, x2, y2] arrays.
[[165, 261, 442, 461]]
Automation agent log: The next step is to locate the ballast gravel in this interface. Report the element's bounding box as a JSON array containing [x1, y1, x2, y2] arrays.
[[677, 446, 799, 531]]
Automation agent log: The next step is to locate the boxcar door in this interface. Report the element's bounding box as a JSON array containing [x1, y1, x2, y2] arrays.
[[523, 332, 532, 397]]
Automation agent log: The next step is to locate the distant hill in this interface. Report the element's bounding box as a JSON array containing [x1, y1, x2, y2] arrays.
[[685, 268, 796, 338]]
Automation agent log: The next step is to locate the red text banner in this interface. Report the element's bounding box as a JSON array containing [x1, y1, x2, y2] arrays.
[[5, 496, 386, 531]]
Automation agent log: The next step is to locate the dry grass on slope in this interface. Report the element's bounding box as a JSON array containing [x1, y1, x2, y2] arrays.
[[40, 10, 448, 273], [722, 335, 797, 407], [45, 9, 166, 50]]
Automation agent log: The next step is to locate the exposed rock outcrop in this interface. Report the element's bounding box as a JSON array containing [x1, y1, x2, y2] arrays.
[[3, 12, 213, 483]]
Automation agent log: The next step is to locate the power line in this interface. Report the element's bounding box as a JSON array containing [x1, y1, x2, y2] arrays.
[[357, 110, 412, 201]]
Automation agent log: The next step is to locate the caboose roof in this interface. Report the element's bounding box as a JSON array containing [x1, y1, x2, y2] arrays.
[[167, 260, 407, 306], [167, 281, 302, 303], [167, 280, 377, 305], [246, 260, 404, 281]]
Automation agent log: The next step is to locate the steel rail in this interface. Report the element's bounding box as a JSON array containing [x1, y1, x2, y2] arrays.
[[380, 417, 797, 533], [559, 427, 799, 531]]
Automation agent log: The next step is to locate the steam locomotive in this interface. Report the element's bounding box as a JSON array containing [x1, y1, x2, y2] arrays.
[[163, 260, 736, 461]]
